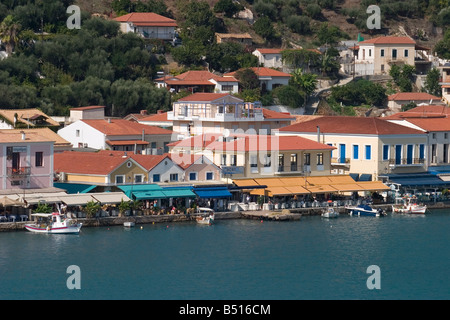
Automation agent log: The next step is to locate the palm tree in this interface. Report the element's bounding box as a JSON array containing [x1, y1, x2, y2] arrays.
[[290, 68, 318, 103], [0, 15, 21, 55]]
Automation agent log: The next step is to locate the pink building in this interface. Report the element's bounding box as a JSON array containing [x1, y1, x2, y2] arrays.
[[0, 130, 54, 190]]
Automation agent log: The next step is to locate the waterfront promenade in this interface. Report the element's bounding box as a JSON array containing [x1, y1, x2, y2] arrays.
[[2, 201, 449, 232]]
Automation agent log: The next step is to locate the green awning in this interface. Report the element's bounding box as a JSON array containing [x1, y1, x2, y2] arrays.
[[54, 183, 97, 194], [117, 184, 163, 198], [162, 187, 196, 198], [133, 191, 167, 200]]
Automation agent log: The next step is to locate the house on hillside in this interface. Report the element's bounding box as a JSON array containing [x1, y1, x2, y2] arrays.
[[69, 106, 105, 123], [57, 119, 173, 154], [215, 33, 252, 45], [276, 116, 428, 180], [345, 36, 432, 76], [387, 92, 443, 111], [154, 70, 239, 94], [168, 92, 294, 139], [252, 48, 283, 69], [0, 109, 60, 130], [224, 67, 291, 91], [114, 12, 177, 41]]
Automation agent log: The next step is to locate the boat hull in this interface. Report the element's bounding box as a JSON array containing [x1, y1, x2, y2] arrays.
[[25, 224, 82, 234], [196, 217, 214, 225], [392, 206, 426, 214], [347, 206, 384, 217]]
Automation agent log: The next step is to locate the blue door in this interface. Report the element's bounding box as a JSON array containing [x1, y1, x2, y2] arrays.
[[407, 145, 413, 164], [395, 145, 402, 165], [339, 144, 346, 163]]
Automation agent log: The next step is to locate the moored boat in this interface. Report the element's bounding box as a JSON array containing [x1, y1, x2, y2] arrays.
[[321, 207, 339, 218], [196, 207, 214, 225], [347, 204, 386, 217], [392, 197, 427, 214], [25, 212, 82, 234]]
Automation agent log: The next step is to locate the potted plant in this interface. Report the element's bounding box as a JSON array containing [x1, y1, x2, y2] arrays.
[[118, 199, 130, 217], [85, 200, 100, 218]]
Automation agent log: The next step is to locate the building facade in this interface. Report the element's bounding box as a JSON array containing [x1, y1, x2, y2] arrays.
[[0, 130, 54, 190], [276, 116, 428, 180], [168, 93, 294, 139], [114, 12, 177, 41]]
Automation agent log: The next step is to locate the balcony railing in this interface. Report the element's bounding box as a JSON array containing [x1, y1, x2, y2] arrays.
[[275, 165, 303, 174], [388, 158, 425, 166], [331, 157, 350, 164], [7, 167, 31, 177]]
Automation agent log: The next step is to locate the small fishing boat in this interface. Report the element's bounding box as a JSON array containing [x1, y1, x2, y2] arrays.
[[347, 204, 386, 217], [196, 207, 214, 225], [392, 197, 427, 214], [124, 221, 135, 227], [25, 212, 82, 234], [321, 207, 339, 218]]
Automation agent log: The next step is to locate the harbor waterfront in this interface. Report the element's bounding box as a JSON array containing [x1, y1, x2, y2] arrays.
[[1, 208, 450, 300]]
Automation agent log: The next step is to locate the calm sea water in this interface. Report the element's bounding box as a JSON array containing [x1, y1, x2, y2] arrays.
[[1, 209, 449, 300]]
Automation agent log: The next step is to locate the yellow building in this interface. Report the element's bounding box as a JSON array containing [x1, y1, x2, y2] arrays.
[[276, 116, 428, 180]]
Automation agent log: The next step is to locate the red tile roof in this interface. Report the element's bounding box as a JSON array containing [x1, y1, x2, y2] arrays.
[[388, 92, 441, 101], [176, 92, 235, 102], [385, 105, 450, 119], [114, 12, 177, 27], [402, 118, 450, 132], [54, 151, 134, 175], [278, 116, 425, 135], [224, 67, 291, 78], [262, 109, 295, 120], [359, 36, 415, 45], [70, 106, 105, 111], [55, 150, 174, 175], [82, 119, 172, 136], [139, 112, 171, 122], [254, 48, 283, 54], [157, 70, 238, 86], [169, 134, 334, 152]]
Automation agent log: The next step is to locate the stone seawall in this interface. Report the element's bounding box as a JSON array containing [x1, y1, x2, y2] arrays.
[[0, 211, 243, 232]]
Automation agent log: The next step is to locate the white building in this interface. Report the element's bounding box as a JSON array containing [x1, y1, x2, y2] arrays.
[[114, 12, 177, 41], [57, 119, 173, 154], [252, 48, 283, 69]]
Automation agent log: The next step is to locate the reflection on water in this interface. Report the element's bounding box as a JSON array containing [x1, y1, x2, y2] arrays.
[[0, 211, 449, 300]]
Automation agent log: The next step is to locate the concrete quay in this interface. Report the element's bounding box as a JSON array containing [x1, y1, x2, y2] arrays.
[[1, 202, 448, 232]]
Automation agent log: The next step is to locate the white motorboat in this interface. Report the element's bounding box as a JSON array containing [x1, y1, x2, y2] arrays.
[[321, 207, 339, 218], [392, 197, 427, 214], [25, 212, 82, 234], [124, 221, 135, 227], [195, 207, 214, 225], [347, 204, 386, 217]]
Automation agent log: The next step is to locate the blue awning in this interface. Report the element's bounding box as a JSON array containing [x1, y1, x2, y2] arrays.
[[54, 183, 97, 194], [194, 187, 232, 198], [387, 173, 449, 187]]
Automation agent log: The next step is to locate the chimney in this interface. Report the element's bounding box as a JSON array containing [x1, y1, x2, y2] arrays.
[[140, 110, 148, 116], [21, 131, 25, 140], [157, 110, 164, 114], [317, 126, 320, 143], [108, 118, 111, 123]]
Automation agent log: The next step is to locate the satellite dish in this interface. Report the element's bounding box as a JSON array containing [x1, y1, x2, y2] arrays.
[[223, 129, 230, 137]]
